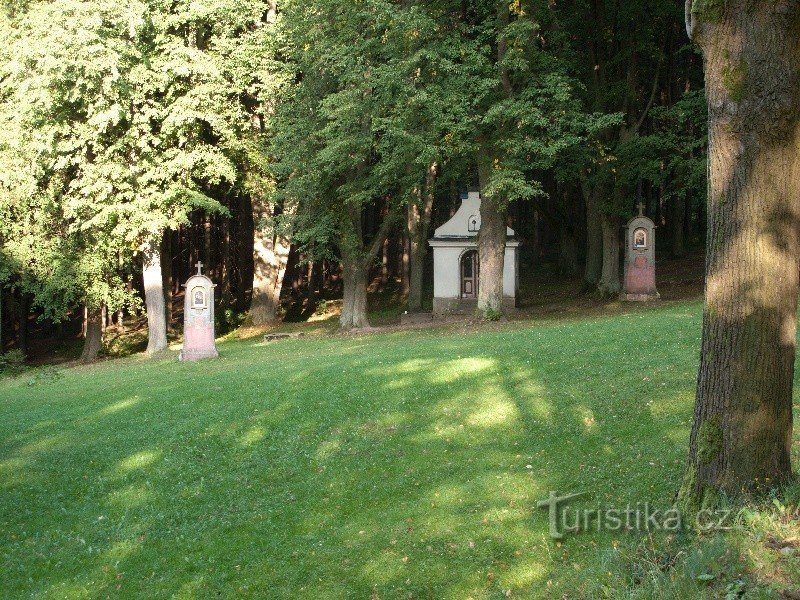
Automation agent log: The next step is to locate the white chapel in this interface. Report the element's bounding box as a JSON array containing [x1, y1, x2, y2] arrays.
[[428, 191, 520, 315]]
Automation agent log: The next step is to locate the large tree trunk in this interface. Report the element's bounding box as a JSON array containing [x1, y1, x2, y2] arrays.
[[250, 198, 291, 325], [679, 0, 800, 507], [583, 183, 603, 286], [340, 255, 370, 329], [338, 203, 393, 329], [477, 154, 507, 317], [143, 236, 168, 355], [406, 203, 424, 311], [473, 2, 513, 319], [407, 162, 437, 312], [80, 306, 103, 362], [597, 213, 621, 296]]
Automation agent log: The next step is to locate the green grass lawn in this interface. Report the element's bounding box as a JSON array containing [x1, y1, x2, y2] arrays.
[[2, 300, 799, 598]]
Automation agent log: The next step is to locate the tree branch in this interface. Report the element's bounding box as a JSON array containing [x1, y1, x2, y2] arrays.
[[685, 0, 698, 41], [633, 57, 662, 133], [365, 206, 397, 262]]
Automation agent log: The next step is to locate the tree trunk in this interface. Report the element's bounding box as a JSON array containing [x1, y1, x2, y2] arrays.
[[558, 223, 580, 277], [407, 162, 437, 312], [672, 195, 686, 258], [340, 255, 370, 329], [143, 236, 168, 354], [679, 0, 800, 507], [407, 243, 425, 312], [597, 213, 621, 296], [400, 229, 410, 297], [380, 238, 389, 285], [306, 261, 317, 313], [583, 183, 603, 286], [80, 306, 103, 363], [203, 214, 212, 266], [17, 293, 28, 356], [684, 192, 695, 248], [338, 201, 393, 329], [221, 212, 231, 299], [250, 198, 291, 325], [163, 231, 173, 331], [477, 154, 507, 317]]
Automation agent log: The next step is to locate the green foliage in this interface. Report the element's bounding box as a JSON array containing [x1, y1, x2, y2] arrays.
[[271, 0, 604, 262], [25, 365, 64, 386], [0, 0, 275, 318], [616, 90, 708, 218], [0, 349, 26, 376], [555, 0, 704, 220]]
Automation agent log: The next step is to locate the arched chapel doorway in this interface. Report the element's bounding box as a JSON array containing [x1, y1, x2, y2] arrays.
[[460, 250, 479, 299]]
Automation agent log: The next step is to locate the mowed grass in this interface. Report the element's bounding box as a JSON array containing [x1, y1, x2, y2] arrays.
[[1, 301, 798, 598]]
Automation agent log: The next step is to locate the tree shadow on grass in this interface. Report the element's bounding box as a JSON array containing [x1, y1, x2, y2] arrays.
[[0, 304, 722, 598]]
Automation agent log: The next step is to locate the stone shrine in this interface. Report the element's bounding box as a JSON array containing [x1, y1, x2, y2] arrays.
[[179, 262, 219, 361], [428, 191, 520, 315], [622, 203, 659, 301]]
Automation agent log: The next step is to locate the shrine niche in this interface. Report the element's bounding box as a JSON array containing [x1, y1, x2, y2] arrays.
[[179, 262, 219, 361], [622, 204, 659, 301]]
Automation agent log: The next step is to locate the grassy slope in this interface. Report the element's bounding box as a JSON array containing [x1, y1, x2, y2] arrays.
[[0, 300, 798, 598]]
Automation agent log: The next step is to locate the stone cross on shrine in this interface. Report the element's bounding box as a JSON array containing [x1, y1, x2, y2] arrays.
[[637, 202, 645, 217], [195, 261, 204, 276]]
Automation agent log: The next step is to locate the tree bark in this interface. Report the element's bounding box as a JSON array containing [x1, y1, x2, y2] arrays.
[[250, 197, 291, 325], [407, 162, 437, 312], [340, 254, 370, 329], [597, 213, 621, 296], [477, 153, 507, 317], [679, 0, 800, 507], [473, 1, 514, 318], [400, 229, 410, 297], [583, 182, 603, 286], [380, 238, 389, 285], [338, 203, 394, 329], [143, 236, 168, 354], [80, 305, 103, 363]]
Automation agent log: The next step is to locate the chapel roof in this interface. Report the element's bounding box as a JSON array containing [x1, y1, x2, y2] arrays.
[[431, 191, 515, 240]]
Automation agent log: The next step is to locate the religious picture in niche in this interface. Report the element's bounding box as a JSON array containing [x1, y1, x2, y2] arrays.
[[633, 228, 647, 249], [468, 215, 479, 232], [191, 286, 207, 309]]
